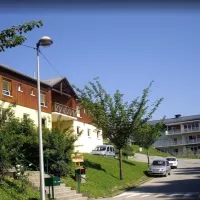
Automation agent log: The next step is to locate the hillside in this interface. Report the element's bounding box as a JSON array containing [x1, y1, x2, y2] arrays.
[[63, 154, 150, 198]]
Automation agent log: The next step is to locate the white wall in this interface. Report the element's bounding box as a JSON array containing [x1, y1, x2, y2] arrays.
[[73, 120, 103, 153], [0, 101, 52, 129]]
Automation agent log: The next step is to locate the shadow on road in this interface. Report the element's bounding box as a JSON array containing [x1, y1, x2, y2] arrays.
[[121, 167, 200, 200], [173, 167, 200, 175]]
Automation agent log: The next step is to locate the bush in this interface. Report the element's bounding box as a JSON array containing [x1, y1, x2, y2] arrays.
[[0, 104, 78, 179], [115, 145, 135, 159]]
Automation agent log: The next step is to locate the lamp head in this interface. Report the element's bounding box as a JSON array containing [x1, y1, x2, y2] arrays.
[[37, 36, 53, 48]]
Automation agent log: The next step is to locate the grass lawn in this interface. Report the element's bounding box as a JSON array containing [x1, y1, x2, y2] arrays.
[[132, 145, 171, 157], [63, 154, 151, 199], [0, 176, 40, 200]]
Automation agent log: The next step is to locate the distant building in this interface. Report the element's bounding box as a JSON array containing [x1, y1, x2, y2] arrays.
[[151, 114, 200, 155], [0, 64, 103, 153]]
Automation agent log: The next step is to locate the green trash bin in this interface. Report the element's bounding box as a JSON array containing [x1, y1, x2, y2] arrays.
[[75, 166, 86, 183], [45, 177, 61, 200], [45, 176, 61, 187]]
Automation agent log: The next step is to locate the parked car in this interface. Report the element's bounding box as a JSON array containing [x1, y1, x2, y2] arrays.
[[166, 157, 178, 169], [148, 159, 171, 177], [91, 145, 115, 157]]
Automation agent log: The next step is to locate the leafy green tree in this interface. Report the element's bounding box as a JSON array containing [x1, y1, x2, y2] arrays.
[[74, 78, 163, 180], [0, 20, 43, 52], [0, 103, 78, 179], [42, 124, 78, 176], [134, 121, 165, 166]]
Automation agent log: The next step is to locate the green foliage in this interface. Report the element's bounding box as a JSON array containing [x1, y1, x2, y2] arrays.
[[133, 121, 165, 165], [63, 154, 150, 198], [0, 104, 77, 179], [0, 176, 40, 200], [42, 124, 77, 176], [134, 121, 165, 150], [0, 20, 43, 52], [116, 145, 135, 157], [74, 78, 163, 179]]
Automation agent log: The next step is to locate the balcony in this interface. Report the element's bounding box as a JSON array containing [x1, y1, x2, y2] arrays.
[[167, 129, 181, 135], [183, 127, 200, 133], [52, 102, 77, 121], [153, 138, 200, 148]]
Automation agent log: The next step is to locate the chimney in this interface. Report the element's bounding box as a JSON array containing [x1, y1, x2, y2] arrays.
[[175, 114, 181, 118]]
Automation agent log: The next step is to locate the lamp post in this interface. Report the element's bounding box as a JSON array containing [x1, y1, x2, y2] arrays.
[[36, 36, 53, 200]]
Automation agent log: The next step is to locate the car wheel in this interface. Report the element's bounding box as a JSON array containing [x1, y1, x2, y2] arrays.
[[168, 172, 171, 175], [165, 172, 168, 177]]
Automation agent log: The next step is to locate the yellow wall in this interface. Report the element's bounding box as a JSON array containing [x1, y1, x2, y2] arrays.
[[0, 101, 52, 129]]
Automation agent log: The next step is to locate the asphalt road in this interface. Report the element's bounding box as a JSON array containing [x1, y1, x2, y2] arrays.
[[98, 154, 200, 200]]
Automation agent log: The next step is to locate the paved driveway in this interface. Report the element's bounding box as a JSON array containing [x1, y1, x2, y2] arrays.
[[98, 154, 200, 200]]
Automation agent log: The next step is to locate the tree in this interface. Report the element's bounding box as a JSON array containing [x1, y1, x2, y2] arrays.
[[74, 78, 163, 180], [134, 121, 165, 166], [0, 20, 43, 52], [0, 103, 78, 179]]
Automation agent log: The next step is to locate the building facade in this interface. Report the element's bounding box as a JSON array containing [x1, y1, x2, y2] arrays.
[[152, 114, 200, 155], [0, 64, 103, 153]]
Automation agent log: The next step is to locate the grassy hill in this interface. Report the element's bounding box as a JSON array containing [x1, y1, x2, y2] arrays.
[[132, 145, 171, 157], [63, 154, 151, 198]]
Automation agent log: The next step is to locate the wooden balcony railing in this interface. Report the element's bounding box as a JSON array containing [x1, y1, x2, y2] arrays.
[[52, 102, 77, 118]]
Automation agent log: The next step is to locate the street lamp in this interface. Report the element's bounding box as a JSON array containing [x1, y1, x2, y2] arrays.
[[36, 36, 53, 200]]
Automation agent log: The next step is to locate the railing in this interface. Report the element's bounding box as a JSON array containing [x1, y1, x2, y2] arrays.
[[52, 102, 77, 118], [19, 156, 86, 194], [167, 129, 181, 135], [182, 127, 200, 133], [153, 138, 200, 148], [44, 155, 86, 193]]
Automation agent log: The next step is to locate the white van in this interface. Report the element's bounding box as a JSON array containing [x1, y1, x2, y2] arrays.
[[91, 145, 115, 157]]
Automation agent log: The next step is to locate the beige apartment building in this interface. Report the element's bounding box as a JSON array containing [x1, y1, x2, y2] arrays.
[[152, 114, 200, 155]]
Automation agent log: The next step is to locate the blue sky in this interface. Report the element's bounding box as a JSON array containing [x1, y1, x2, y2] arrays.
[[0, 7, 200, 120]]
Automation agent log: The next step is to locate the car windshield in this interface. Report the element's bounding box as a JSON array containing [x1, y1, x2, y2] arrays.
[[166, 158, 176, 161], [95, 146, 106, 151], [152, 160, 165, 166]]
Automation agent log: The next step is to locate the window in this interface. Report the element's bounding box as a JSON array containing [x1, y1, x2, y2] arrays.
[[76, 106, 81, 117], [97, 131, 100, 138], [1, 109, 7, 121], [23, 113, 29, 120], [30, 88, 35, 96], [42, 118, 46, 128], [2, 78, 11, 96], [18, 83, 23, 92], [40, 92, 46, 106], [87, 129, 91, 137], [152, 160, 165, 166], [77, 126, 80, 134]]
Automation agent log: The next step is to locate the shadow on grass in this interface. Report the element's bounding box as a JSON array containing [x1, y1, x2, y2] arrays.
[[122, 159, 136, 166], [84, 159, 106, 172]]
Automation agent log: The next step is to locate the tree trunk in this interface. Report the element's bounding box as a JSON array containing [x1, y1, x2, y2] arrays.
[[147, 149, 150, 166], [119, 148, 123, 180]]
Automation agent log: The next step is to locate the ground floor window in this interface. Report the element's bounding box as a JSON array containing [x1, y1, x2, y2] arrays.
[[42, 118, 46, 128], [174, 149, 178, 154]]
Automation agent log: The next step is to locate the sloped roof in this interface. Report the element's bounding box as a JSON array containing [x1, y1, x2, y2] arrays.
[[0, 64, 50, 87], [42, 77, 65, 86], [149, 114, 200, 125], [0, 64, 78, 98], [43, 77, 78, 98]]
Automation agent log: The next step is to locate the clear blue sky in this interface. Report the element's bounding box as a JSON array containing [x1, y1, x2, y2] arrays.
[[1, 6, 200, 120]]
